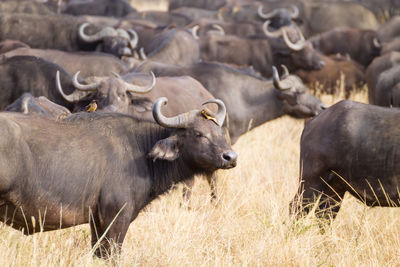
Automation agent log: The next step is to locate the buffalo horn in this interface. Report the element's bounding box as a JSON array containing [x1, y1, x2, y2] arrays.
[[373, 37, 381, 48], [202, 99, 226, 126], [212, 24, 225, 35], [153, 97, 197, 128], [139, 47, 147, 60], [262, 20, 282, 38], [282, 28, 305, 51], [125, 72, 156, 93], [56, 71, 87, 102], [290, 5, 299, 18], [72, 71, 101, 91], [21, 95, 31, 114], [191, 25, 199, 39], [272, 66, 290, 90], [78, 23, 117, 43], [257, 5, 279, 19], [127, 29, 139, 49]]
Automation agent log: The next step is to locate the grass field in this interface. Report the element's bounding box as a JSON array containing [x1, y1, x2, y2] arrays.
[[1, 86, 399, 266], [0, 2, 398, 266]]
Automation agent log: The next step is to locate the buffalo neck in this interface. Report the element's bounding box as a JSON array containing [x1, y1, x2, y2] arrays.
[[135, 124, 199, 201]]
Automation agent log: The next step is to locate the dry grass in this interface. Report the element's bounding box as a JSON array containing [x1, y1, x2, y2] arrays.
[[0, 84, 399, 266]]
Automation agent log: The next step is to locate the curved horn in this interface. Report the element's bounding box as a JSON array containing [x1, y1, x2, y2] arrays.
[[290, 5, 299, 18], [202, 99, 226, 127], [263, 20, 282, 38], [56, 71, 87, 102], [282, 28, 305, 51], [191, 25, 199, 40], [111, 71, 121, 79], [21, 95, 31, 114], [125, 72, 156, 93], [127, 29, 139, 49], [78, 23, 117, 43], [72, 71, 101, 91], [153, 97, 196, 128], [139, 47, 147, 60], [373, 37, 381, 48], [212, 24, 225, 35], [272, 66, 291, 90], [258, 5, 279, 19], [281, 64, 290, 78]]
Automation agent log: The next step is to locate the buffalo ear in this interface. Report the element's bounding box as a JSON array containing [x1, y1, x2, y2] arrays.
[[148, 135, 181, 162]]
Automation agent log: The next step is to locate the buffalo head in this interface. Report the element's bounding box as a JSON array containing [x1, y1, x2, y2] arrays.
[[265, 23, 325, 71], [78, 23, 139, 58], [56, 71, 156, 113], [149, 97, 237, 170], [272, 66, 326, 117], [258, 5, 299, 29]]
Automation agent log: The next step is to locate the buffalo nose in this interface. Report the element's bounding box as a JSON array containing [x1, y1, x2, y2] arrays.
[[222, 151, 238, 165]]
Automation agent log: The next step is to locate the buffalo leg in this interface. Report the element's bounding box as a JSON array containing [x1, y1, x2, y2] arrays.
[[182, 178, 195, 203], [90, 203, 135, 259], [206, 172, 218, 203], [291, 171, 345, 221]]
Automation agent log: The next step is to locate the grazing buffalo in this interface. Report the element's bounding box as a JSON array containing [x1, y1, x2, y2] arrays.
[[0, 56, 77, 110], [0, 97, 236, 257], [296, 54, 365, 97], [4, 48, 129, 78], [291, 100, 400, 220], [366, 51, 400, 103], [136, 61, 326, 144], [0, 13, 139, 58], [310, 27, 382, 67], [5, 93, 71, 120], [63, 0, 136, 17], [198, 24, 324, 77], [372, 64, 400, 107]]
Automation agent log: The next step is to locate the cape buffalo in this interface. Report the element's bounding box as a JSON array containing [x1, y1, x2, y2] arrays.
[[295, 53, 365, 97], [198, 24, 324, 77], [0, 13, 139, 58], [56, 71, 221, 202], [310, 27, 382, 67], [0, 97, 236, 257], [291, 100, 400, 220]]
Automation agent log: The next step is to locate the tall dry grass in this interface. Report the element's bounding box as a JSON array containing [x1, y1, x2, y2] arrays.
[[0, 83, 399, 266]]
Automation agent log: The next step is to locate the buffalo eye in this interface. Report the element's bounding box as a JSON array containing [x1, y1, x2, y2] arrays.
[[195, 131, 203, 138]]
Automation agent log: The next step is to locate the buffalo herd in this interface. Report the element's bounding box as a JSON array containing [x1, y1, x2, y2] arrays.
[[0, 0, 399, 259]]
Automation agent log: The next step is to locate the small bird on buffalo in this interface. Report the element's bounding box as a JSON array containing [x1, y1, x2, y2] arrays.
[[86, 100, 97, 112]]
